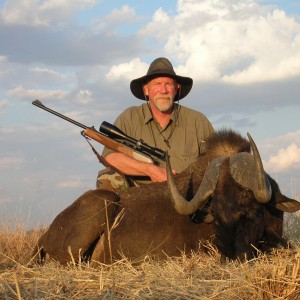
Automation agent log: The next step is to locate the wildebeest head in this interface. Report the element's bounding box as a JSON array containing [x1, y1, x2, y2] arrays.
[[167, 131, 300, 261]]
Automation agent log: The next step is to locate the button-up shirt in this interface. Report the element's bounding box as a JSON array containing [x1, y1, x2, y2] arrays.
[[102, 103, 214, 174]]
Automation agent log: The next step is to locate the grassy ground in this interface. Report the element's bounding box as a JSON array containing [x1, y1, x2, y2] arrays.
[[0, 219, 299, 299]]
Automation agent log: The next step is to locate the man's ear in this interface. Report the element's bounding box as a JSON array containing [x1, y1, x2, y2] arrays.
[[143, 84, 149, 96]]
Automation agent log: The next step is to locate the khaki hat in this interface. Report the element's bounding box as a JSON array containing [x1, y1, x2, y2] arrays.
[[130, 57, 193, 100]]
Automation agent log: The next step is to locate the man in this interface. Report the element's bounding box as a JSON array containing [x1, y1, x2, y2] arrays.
[[97, 57, 214, 191]]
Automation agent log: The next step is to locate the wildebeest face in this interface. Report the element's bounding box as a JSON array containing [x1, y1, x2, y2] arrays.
[[210, 159, 266, 261], [167, 132, 300, 262]]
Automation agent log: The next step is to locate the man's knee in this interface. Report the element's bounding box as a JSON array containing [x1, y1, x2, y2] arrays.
[[96, 168, 130, 191]]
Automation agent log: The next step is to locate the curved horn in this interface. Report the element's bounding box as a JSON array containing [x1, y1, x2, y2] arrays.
[[166, 155, 226, 215], [229, 133, 271, 203]]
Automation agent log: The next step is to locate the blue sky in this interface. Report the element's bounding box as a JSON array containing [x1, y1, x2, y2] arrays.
[[0, 0, 299, 227]]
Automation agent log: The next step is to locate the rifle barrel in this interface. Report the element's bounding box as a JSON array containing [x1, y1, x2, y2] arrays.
[[32, 99, 90, 130]]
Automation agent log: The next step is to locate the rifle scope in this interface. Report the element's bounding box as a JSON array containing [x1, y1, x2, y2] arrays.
[[100, 121, 166, 161]]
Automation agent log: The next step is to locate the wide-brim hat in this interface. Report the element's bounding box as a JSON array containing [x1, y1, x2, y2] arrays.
[[130, 57, 193, 101]]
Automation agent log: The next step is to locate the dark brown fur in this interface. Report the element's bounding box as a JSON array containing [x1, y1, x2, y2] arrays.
[[211, 158, 266, 261], [32, 130, 300, 265]]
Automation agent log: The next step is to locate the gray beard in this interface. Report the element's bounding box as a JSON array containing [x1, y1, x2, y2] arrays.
[[154, 97, 173, 112]]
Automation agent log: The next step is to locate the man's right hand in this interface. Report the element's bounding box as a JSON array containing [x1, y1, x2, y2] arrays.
[[147, 164, 176, 182]]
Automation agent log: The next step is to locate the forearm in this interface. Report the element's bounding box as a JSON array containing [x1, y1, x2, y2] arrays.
[[105, 152, 171, 182]]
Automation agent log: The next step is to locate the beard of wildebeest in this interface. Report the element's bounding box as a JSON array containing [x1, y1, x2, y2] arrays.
[[210, 159, 265, 262]]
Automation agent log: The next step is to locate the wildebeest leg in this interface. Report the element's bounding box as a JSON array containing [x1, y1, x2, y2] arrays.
[[90, 206, 126, 265], [82, 235, 101, 263], [90, 233, 107, 266], [32, 189, 120, 265], [31, 238, 48, 265]]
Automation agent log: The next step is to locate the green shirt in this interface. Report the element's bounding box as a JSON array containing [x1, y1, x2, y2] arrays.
[[102, 103, 214, 173]]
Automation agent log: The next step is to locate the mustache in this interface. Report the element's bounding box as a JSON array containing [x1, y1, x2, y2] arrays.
[[155, 95, 172, 101]]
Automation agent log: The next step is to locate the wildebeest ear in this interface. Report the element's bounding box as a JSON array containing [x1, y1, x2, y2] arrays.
[[275, 197, 300, 213], [267, 174, 300, 212]]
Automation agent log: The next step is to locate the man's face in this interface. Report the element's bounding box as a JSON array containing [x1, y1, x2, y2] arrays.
[[143, 77, 179, 113]]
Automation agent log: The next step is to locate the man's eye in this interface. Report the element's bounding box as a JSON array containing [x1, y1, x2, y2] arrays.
[[152, 82, 174, 87]]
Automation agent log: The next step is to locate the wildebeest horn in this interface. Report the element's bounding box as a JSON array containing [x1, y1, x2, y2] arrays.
[[229, 133, 271, 203], [166, 154, 226, 215]]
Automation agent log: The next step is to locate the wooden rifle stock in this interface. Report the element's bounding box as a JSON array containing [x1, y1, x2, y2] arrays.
[[83, 128, 156, 164]]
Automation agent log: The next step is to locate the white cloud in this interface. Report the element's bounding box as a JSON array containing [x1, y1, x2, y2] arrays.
[[141, 0, 300, 84], [56, 178, 86, 189], [6, 86, 69, 101], [0, 0, 97, 27], [103, 5, 137, 24], [264, 143, 300, 173], [262, 130, 300, 151], [75, 89, 94, 105], [262, 130, 300, 173], [0, 156, 24, 170], [29, 67, 68, 80], [91, 5, 139, 34], [139, 8, 172, 41], [106, 58, 148, 81]]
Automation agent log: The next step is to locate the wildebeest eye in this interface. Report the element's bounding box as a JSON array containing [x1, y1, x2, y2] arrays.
[[239, 190, 252, 205]]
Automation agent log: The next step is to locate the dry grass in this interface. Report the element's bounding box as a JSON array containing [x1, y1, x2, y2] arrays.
[[0, 222, 299, 299]]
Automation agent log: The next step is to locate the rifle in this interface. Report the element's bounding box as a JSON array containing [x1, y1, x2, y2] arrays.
[[32, 100, 166, 166]]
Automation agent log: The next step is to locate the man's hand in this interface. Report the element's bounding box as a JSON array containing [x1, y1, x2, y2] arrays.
[[147, 164, 176, 182]]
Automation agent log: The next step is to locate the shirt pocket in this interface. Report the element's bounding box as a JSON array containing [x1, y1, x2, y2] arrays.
[[169, 145, 200, 173]]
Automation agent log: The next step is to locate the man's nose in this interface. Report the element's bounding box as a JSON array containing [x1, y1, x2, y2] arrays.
[[159, 84, 169, 93]]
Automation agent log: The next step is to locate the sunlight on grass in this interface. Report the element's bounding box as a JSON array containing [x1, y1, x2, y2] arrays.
[[0, 217, 299, 299]]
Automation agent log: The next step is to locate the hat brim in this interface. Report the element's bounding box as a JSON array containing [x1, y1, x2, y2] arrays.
[[130, 73, 193, 100]]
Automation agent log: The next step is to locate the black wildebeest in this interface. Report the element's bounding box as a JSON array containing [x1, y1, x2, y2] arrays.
[[32, 130, 300, 265]]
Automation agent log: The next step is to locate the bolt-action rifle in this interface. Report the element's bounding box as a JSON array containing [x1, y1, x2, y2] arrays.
[[32, 100, 166, 166]]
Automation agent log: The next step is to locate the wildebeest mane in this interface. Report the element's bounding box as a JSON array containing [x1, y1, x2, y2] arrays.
[[206, 129, 251, 157]]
